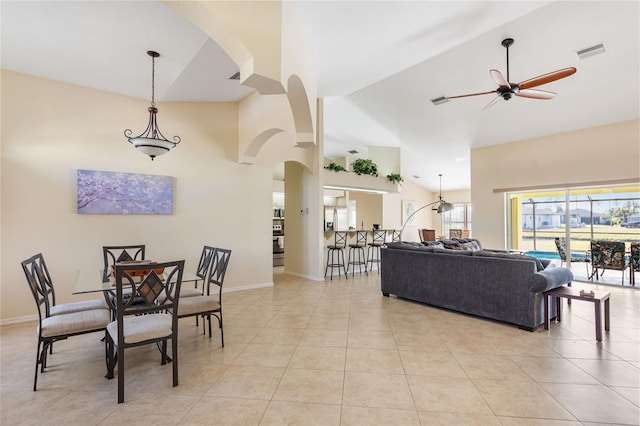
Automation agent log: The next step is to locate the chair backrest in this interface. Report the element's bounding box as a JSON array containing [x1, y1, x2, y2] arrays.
[[332, 231, 348, 248], [449, 229, 463, 239], [391, 230, 401, 242], [206, 248, 232, 297], [590, 240, 626, 270], [113, 260, 184, 322], [630, 242, 640, 272], [371, 229, 386, 244], [554, 238, 567, 261], [196, 245, 216, 280], [21, 253, 55, 320], [354, 230, 368, 246], [103, 245, 146, 278], [419, 229, 436, 242]]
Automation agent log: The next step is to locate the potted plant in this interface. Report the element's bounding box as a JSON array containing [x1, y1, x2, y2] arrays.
[[351, 158, 379, 177], [324, 162, 347, 172], [386, 173, 403, 184]]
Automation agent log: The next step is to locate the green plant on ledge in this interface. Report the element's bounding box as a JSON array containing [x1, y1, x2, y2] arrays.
[[351, 158, 379, 177], [324, 162, 347, 172], [386, 173, 403, 184]]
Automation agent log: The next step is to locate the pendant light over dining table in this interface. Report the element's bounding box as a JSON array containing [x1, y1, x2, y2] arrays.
[[124, 50, 181, 160]]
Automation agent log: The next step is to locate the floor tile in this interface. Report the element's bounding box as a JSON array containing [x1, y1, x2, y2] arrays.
[[179, 396, 268, 425], [408, 375, 493, 415], [260, 401, 341, 426], [473, 378, 576, 420], [343, 371, 414, 410], [341, 406, 420, 425], [272, 368, 344, 404], [543, 382, 640, 424]]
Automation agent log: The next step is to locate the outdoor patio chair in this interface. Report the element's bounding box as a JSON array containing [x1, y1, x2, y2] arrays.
[[554, 237, 591, 277], [630, 242, 639, 285], [590, 240, 627, 285]]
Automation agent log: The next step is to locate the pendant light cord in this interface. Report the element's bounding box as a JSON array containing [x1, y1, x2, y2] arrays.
[[151, 55, 156, 107]]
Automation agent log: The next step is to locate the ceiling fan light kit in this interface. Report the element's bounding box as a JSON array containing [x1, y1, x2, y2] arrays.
[[443, 38, 577, 110], [124, 50, 181, 161]]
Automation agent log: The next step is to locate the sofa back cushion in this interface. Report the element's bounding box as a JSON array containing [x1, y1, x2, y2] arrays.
[[472, 250, 545, 271]]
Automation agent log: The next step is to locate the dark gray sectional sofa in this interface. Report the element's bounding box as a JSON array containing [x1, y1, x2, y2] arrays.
[[380, 241, 574, 331]]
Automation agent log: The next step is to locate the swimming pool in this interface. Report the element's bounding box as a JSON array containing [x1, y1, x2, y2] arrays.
[[524, 250, 589, 261]]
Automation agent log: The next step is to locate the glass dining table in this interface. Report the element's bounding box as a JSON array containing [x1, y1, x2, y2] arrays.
[[73, 269, 201, 295]]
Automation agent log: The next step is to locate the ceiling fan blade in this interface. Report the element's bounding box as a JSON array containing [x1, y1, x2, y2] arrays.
[[446, 90, 496, 100], [490, 69, 510, 89], [518, 67, 577, 90], [481, 95, 502, 111], [516, 89, 556, 100]]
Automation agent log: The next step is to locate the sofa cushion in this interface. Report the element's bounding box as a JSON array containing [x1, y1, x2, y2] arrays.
[[472, 250, 545, 271], [461, 241, 482, 251], [433, 248, 473, 256], [385, 242, 435, 252]]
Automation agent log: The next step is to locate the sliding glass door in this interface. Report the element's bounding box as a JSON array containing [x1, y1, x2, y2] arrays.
[[508, 184, 640, 261]]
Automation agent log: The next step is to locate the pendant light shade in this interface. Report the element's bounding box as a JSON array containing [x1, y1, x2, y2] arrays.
[[124, 51, 180, 160], [435, 174, 454, 213]]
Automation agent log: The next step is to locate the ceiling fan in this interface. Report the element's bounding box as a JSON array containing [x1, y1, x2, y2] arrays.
[[446, 38, 576, 110]]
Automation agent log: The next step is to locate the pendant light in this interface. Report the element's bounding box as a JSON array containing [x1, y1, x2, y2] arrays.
[[435, 174, 454, 213], [124, 50, 181, 160]]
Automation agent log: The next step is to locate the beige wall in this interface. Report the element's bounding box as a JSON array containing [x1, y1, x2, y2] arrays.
[[471, 119, 640, 249], [382, 179, 434, 242], [350, 192, 383, 231], [0, 71, 277, 321]]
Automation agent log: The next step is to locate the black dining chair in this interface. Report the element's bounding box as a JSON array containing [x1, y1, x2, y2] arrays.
[[180, 245, 216, 298], [102, 244, 146, 279], [177, 248, 231, 346], [21, 253, 111, 391], [106, 259, 184, 403]]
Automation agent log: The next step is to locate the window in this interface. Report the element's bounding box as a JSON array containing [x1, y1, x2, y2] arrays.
[[442, 203, 472, 237]]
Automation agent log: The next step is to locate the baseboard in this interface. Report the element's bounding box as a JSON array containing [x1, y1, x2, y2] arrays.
[[0, 314, 37, 326], [222, 281, 273, 293], [283, 270, 325, 281]]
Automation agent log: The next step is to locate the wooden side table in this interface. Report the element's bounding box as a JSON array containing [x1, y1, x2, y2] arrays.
[[543, 286, 610, 341]]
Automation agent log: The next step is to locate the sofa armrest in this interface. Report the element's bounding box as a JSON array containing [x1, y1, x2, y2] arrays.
[[530, 267, 574, 293]]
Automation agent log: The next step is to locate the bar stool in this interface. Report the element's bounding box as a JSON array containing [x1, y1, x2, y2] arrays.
[[390, 229, 401, 243], [325, 231, 348, 280], [347, 230, 368, 277], [367, 229, 387, 273]]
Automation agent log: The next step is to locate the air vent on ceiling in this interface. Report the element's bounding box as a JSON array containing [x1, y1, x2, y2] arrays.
[[431, 96, 449, 106], [347, 150, 359, 154], [412, 175, 421, 179], [576, 43, 606, 60], [229, 71, 240, 80]]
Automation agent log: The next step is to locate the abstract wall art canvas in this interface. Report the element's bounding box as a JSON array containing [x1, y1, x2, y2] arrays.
[[77, 170, 174, 214]]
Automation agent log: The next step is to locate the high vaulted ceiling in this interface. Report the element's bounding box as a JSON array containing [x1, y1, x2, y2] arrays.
[[2, 1, 638, 191]]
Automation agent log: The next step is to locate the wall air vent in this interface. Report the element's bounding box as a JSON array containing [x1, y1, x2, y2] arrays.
[[576, 43, 606, 60], [431, 96, 449, 106], [412, 175, 421, 179], [229, 71, 240, 80]]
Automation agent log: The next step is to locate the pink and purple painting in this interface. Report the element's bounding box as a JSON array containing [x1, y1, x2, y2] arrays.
[[77, 170, 173, 214]]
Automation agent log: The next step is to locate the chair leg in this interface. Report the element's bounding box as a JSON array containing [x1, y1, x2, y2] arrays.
[[208, 314, 213, 338], [219, 313, 224, 347], [117, 346, 125, 403], [33, 340, 43, 391], [172, 337, 178, 388], [106, 334, 115, 380]]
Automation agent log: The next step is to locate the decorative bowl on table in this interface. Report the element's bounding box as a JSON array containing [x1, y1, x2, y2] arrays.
[[112, 260, 165, 277]]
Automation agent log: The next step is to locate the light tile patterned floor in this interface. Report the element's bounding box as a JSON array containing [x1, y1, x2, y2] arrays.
[[1, 271, 639, 425]]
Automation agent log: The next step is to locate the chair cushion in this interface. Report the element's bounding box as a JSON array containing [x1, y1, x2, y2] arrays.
[[179, 287, 203, 298], [107, 314, 173, 344], [50, 299, 109, 316], [39, 309, 110, 338], [178, 296, 220, 317]]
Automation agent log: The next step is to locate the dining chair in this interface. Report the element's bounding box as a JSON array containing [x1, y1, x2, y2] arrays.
[[102, 244, 146, 279], [180, 245, 216, 298], [177, 248, 231, 347], [590, 240, 627, 284], [367, 229, 386, 273], [391, 229, 401, 243], [106, 259, 184, 403], [22, 253, 109, 316], [21, 253, 111, 391], [419, 229, 436, 242]]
